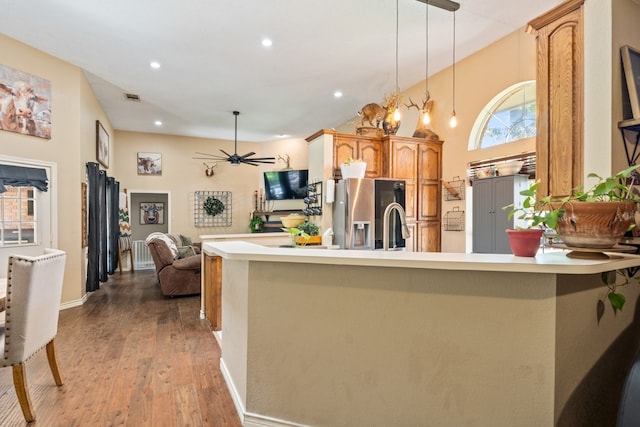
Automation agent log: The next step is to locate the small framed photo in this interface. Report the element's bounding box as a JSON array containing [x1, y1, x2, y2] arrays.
[[96, 120, 109, 168], [137, 152, 162, 175], [621, 45, 640, 119], [140, 202, 164, 225]]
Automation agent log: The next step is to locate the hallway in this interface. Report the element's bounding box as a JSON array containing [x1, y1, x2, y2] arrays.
[[0, 270, 241, 426]]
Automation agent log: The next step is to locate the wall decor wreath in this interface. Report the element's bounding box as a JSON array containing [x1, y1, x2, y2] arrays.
[[204, 196, 225, 216]]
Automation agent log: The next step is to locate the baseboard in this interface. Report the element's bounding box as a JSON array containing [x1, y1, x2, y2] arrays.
[[220, 357, 246, 425], [244, 413, 311, 427], [219, 358, 310, 427], [60, 293, 88, 310]]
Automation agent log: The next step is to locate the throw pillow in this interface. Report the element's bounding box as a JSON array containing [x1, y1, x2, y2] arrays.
[[177, 246, 196, 259]]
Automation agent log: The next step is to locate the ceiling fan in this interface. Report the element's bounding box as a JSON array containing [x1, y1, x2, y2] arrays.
[[194, 111, 275, 166]]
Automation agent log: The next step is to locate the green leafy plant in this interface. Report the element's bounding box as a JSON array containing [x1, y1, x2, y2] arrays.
[[601, 270, 640, 311], [502, 180, 564, 230], [281, 227, 310, 247], [249, 216, 264, 233], [297, 221, 319, 236], [571, 164, 640, 202]]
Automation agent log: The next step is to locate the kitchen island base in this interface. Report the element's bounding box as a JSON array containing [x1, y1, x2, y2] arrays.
[[205, 242, 640, 427]]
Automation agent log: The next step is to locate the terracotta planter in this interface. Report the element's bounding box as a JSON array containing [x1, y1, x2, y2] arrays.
[[550, 201, 636, 248], [506, 229, 544, 257]]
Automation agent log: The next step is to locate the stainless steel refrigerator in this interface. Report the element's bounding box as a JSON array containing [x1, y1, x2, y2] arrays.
[[333, 178, 374, 250]]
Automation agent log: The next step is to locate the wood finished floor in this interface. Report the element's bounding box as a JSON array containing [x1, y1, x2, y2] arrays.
[[0, 269, 242, 427]]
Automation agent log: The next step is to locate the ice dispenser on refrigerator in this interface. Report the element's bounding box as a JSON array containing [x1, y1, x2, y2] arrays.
[[333, 178, 374, 250]]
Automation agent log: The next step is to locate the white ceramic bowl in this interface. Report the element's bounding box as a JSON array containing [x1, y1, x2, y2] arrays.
[[281, 214, 306, 228], [496, 160, 524, 176]]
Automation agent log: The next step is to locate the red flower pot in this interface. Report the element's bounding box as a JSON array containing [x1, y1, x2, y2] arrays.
[[506, 229, 544, 257]]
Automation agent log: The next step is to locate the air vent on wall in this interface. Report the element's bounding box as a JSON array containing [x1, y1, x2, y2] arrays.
[[124, 93, 141, 102]]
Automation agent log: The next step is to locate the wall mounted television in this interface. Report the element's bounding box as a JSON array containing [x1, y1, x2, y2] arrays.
[[263, 169, 309, 200]]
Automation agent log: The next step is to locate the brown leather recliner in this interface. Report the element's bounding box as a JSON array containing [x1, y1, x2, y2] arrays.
[[147, 238, 201, 296]]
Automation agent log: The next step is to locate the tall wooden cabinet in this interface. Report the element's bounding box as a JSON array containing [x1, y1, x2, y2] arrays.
[[527, 0, 584, 198], [472, 175, 529, 254], [382, 136, 443, 252]]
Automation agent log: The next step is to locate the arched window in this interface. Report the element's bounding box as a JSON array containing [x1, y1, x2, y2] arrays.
[[469, 81, 536, 150]]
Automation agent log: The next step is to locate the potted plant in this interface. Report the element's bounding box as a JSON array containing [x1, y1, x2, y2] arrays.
[[281, 227, 310, 247], [502, 180, 563, 257], [546, 165, 640, 249], [297, 221, 321, 245]]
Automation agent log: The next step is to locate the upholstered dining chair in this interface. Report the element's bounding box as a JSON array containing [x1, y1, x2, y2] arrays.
[[0, 248, 66, 423]]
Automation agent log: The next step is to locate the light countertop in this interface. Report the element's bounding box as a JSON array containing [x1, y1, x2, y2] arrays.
[[203, 241, 640, 275]]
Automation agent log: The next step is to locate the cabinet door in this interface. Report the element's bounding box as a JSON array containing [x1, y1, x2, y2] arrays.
[[528, 1, 584, 198], [417, 143, 441, 222], [389, 141, 418, 221], [358, 139, 382, 178], [493, 176, 517, 254], [203, 255, 222, 331], [417, 221, 441, 252], [472, 179, 495, 253], [333, 137, 358, 177]]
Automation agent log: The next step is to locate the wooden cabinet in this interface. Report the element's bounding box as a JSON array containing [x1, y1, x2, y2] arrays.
[[328, 131, 443, 252], [203, 254, 222, 331], [527, 0, 584, 198], [333, 134, 382, 178], [383, 136, 443, 252], [472, 175, 529, 254]]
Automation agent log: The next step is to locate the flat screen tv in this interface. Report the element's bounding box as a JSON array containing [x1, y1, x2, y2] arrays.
[[264, 169, 308, 200]]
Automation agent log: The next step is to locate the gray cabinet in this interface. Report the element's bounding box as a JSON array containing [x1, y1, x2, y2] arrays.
[[472, 175, 529, 253]]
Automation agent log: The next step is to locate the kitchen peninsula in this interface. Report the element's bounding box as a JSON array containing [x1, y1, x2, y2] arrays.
[[203, 241, 640, 427]]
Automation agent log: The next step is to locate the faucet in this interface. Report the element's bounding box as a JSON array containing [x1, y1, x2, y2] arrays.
[[382, 202, 411, 251]]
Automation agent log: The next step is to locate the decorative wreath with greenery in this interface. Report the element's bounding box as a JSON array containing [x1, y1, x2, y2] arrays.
[[204, 196, 225, 217]]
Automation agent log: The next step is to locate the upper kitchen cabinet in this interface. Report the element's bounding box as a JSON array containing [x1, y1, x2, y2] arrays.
[[333, 134, 382, 179], [527, 0, 584, 198]]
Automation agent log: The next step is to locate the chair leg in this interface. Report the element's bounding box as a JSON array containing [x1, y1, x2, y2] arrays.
[[12, 363, 35, 422], [45, 339, 64, 386], [117, 247, 123, 273], [128, 248, 135, 272]]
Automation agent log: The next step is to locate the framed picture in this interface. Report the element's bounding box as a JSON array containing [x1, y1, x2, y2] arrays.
[[621, 45, 640, 119], [137, 152, 162, 175], [0, 64, 51, 139], [96, 120, 109, 168], [140, 202, 164, 225]]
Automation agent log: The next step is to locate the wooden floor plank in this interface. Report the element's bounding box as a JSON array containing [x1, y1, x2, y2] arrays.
[[0, 269, 241, 426]]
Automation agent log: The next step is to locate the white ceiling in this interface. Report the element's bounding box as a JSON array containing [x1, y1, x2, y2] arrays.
[[0, 0, 561, 143]]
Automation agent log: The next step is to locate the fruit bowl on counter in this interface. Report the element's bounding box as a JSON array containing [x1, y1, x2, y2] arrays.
[[281, 214, 306, 228]]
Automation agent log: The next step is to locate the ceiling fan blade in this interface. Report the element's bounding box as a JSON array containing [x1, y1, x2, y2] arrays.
[[239, 152, 256, 159], [192, 156, 227, 160], [247, 157, 276, 162], [219, 149, 233, 158]]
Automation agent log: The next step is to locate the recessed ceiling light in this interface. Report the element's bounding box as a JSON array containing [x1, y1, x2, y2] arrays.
[[334, 91, 343, 98], [261, 38, 273, 47], [274, 134, 290, 138], [150, 61, 161, 69], [154, 120, 162, 126]]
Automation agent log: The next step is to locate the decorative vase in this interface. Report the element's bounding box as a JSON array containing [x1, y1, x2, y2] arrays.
[[550, 201, 636, 248], [506, 229, 544, 257], [383, 119, 400, 135]]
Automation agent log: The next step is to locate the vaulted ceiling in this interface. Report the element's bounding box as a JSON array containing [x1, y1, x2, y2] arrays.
[[0, 0, 561, 142]]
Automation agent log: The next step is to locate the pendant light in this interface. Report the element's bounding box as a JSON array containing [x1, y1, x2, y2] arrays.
[[449, 10, 458, 128], [393, 0, 401, 122], [423, 2, 431, 125]]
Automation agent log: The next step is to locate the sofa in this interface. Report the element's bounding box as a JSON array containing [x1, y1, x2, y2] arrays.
[[146, 233, 201, 297]]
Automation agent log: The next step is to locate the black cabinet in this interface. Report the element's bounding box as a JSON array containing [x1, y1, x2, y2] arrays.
[[472, 175, 529, 254]]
